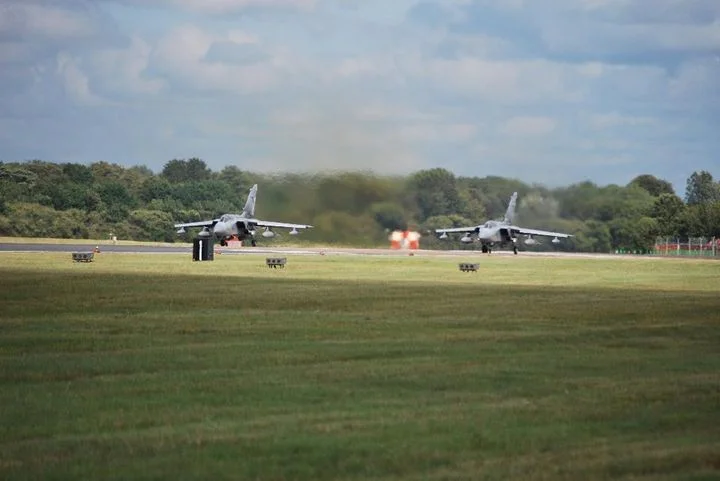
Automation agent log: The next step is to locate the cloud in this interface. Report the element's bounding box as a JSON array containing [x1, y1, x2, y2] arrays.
[[0, 2, 98, 40], [414, 57, 585, 104], [56, 53, 109, 106], [590, 112, 656, 129], [0, 0, 717, 194], [86, 36, 165, 97], [149, 25, 282, 94], [104, 0, 317, 14], [499, 116, 556, 136], [443, 0, 720, 64], [578, 0, 720, 25]]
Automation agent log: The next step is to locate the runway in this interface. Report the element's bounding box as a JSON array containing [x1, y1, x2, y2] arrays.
[[0, 241, 698, 260]]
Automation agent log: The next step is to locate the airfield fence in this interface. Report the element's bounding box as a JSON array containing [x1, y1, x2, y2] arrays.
[[616, 237, 719, 257]]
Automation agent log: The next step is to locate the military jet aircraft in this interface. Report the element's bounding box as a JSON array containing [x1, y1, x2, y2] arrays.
[[174, 184, 313, 247], [435, 192, 572, 254]]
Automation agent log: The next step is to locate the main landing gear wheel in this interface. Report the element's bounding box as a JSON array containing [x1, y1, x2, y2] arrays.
[[251, 239, 257, 247], [481, 245, 488, 253], [513, 246, 518, 255]]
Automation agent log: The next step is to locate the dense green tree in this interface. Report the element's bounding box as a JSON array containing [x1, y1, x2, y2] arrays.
[[651, 194, 685, 237], [128, 209, 176, 242], [139, 177, 172, 203], [0, 165, 38, 204], [685, 170, 719, 205], [316, 173, 392, 216], [407, 168, 464, 221], [370, 202, 407, 231], [3, 203, 61, 237], [169, 180, 237, 213], [0, 159, 717, 251], [571, 220, 612, 253], [455, 182, 487, 221], [516, 191, 560, 226], [162, 158, 212, 183], [679, 202, 720, 238], [45, 182, 91, 211], [90, 161, 125, 183], [554, 181, 600, 220], [216, 166, 253, 195], [62, 163, 93, 184], [629, 174, 674, 197], [97, 181, 135, 208], [310, 211, 382, 245]]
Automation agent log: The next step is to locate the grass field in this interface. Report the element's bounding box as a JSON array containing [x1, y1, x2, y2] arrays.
[[0, 236, 376, 250], [0, 236, 190, 247], [1, 253, 719, 480]]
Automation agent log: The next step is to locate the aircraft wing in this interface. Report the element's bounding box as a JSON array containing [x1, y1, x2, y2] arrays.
[[252, 219, 313, 230], [174, 219, 218, 229], [435, 226, 477, 234], [512, 226, 572, 238]]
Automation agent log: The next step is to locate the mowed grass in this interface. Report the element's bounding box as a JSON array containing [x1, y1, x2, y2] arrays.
[[0, 253, 719, 480]]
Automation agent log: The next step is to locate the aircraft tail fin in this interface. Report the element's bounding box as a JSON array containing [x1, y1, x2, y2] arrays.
[[242, 184, 258, 217], [503, 192, 518, 224]]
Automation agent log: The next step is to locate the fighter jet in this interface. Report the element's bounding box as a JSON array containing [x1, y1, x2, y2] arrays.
[[435, 192, 572, 254], [174, 184, 312, 247]]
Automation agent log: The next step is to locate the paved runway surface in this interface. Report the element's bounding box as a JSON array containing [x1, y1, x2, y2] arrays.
[[0, 241, 698, 260]]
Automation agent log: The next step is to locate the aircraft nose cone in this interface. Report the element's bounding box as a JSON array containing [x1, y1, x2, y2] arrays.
[[213, 222, 229, 236]]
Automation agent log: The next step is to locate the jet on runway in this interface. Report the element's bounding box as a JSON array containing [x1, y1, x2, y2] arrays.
[[435, 192, 572, 254], [174, 184, 313, 246]]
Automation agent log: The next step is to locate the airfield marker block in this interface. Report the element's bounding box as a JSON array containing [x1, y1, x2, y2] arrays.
[[458, 263, 479, 272], [266, 257, 287, 269], [192, 237, 214, 261], [72, 252, 95, 263]]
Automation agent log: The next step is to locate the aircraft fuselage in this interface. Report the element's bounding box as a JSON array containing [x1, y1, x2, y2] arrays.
[[464, 226, 515, 245]]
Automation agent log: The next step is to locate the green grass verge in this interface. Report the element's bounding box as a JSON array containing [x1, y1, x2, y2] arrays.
[[0, 236, 384, 249], [0, 236, 189, 247], [1, 253, 719, 480]]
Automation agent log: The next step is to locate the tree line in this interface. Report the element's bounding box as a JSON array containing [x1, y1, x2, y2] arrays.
[[1, 158, 719, 252]]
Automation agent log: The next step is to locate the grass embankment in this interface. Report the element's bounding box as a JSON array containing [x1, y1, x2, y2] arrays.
[[0, 236, 189, 247], [1, 254, 718, 480], [0, 236, 388, 250]]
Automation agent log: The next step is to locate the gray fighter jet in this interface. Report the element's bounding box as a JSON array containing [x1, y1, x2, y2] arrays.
[[435, 192, 572, 254], [174, 184, 313, 246]]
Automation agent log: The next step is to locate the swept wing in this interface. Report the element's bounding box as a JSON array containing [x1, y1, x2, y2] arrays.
[[435, 226, 478, 234], [251, 219, 313, 230], [512, 226, 572, 238], [174, 219, 218, 229]]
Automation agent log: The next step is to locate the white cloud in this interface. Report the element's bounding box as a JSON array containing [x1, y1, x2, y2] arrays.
[[88, 36, 165, 96], [591, 113, 656, 129], [414, 57, 584, 104], [398, 123, 477, 142], [499, 116, 556, 136], [56, 53, 109, 106], [0, 0, 717, 189], [0, 3, 98, 39], [542, 19, 720, 56], [107, 0, 317, 14], [150, 25, 281, 93]]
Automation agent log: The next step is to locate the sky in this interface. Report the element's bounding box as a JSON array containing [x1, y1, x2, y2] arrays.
[[1, 0, 719, 193]]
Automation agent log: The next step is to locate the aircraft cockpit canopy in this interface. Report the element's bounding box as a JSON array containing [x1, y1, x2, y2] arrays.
[[219, 214, 231, 223]]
